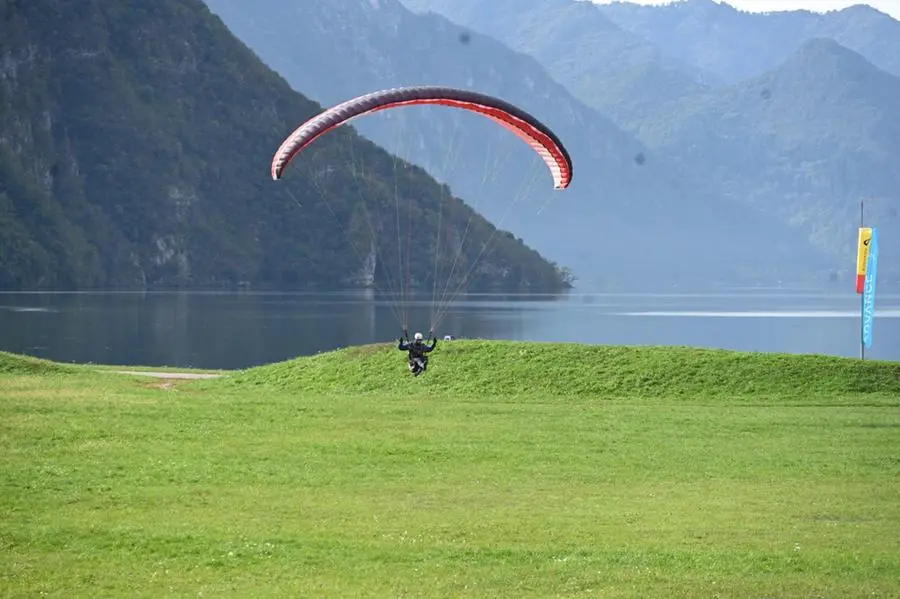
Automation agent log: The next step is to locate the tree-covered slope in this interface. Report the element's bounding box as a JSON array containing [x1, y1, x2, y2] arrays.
[[0, 0, 566, 292], [636, 38, 900, 284]]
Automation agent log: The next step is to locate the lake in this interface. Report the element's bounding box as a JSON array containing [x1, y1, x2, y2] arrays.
[[0, 289, 898, 369]]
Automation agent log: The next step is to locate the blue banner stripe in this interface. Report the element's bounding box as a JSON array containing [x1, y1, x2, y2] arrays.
[[862, 228, 879, 349]]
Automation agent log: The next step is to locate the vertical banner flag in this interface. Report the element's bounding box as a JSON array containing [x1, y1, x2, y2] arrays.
[[856, 227, 873, 293], [862, 227, 879, 349]]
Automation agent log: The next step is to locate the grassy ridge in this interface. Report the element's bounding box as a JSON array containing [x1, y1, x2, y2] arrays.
[[0, 350, 78, 375], [2, 344, 900, 597], [228, 340, 900, 399], [0, 351, 224, 376]]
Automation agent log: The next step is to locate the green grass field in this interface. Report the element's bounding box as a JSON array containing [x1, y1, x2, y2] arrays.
[[2, 342, 899, 598]]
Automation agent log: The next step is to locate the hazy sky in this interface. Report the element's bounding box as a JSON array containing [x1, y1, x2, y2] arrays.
[[589, 0, 900, 20]]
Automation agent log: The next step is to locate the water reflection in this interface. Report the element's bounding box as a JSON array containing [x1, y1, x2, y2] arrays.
[[0, 290, 897, 369]]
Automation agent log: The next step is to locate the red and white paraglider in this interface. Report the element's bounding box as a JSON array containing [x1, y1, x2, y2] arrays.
[[271, 86, 572, 189]]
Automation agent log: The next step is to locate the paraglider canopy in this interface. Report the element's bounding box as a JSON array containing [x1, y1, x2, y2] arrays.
[[271, 86, 573, 190]]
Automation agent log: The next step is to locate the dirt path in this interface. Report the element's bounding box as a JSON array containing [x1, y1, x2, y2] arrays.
[[112, 370, 224, 380]]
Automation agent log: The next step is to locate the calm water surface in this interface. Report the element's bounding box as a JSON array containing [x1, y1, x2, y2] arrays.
[[0, 290, 898, 369]]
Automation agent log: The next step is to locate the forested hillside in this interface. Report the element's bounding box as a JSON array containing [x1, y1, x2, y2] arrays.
[[0, 0, 566, 292]]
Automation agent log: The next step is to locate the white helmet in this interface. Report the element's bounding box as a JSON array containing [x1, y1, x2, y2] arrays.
[[414, 332, 423, 341]]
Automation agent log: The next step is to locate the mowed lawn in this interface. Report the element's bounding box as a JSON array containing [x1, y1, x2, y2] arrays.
[[1, 344, 899, 598]]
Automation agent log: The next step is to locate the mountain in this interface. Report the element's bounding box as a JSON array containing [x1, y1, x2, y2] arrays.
[[202, 0, 829, 289], [596, 0, 900, 84], [635, 38, 900, 284], [0, 0, 567, 292], [401, 0, 721, 131], [399, 0, 897, 284]]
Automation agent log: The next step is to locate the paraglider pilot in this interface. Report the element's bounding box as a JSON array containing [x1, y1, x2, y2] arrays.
[[398, 330, 437, 376]]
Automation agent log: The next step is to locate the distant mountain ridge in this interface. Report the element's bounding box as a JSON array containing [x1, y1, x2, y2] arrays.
[[204, 0, 829, 289], [635, 37, 900, 282], [397, 0, 899, 286], [595, 0, 900, 83], [401, 0, 720, 130]]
